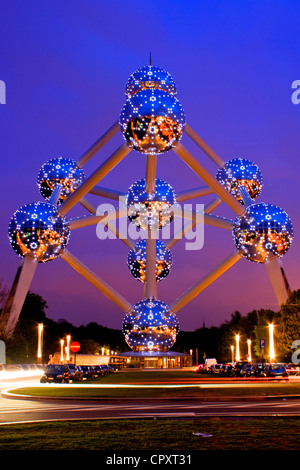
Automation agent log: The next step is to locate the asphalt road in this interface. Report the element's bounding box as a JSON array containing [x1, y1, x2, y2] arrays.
[[1, 377, 300, 424]]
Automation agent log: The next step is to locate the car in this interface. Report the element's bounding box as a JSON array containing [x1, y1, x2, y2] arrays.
[[219, 364, 234, 377], [232, 361, 249, 377], [40, 364, 71, 383], [263, 364, 288, 378], [195, 364, 204, 373], [250, 364, 265, 377], [68, 364, 84, 381], [239, 363, 253, 377], [80, 365, 94, 379]]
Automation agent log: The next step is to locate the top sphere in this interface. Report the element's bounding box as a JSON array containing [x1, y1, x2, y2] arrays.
[[37, 157, 85, 205], [216, 158, 263, 204], [125, 65, 177, 98]]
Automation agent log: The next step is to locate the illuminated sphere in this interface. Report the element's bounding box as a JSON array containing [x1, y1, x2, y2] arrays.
[[216, 158, 263, 204], [232, 203, 293, 263], [8, 202, 70, 263], [127, 240, 173, 283], [125, 65, 177, 97], [37, 157, 85, 204], [119, 88, 186, 155], [122, 299, 179, 352], [126, 178, 177, 230]]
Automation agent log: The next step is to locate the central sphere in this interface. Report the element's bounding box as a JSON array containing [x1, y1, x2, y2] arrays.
[[119, 88, 186, 155], [126, 178, 177, 230], [216, 158, 263, 204], [122, 299, 179, 352], [232, 203, 293, 263], [127, 239, 173, 283], [125, 65, 177, 97], [37, 157, 85, 205], [8, 202, 70, 263]]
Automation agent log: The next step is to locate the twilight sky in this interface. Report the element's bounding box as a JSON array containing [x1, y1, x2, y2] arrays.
[[0, 1, 299, 332]]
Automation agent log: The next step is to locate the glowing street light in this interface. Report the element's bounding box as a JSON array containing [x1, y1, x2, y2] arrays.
[[66, 335, 71, 361], [37, 323, 43, 363], [269, 324, 275, 362], [235, 335, 240, 362], [247, 339, 252, 362], [60, 339, 64, 362]]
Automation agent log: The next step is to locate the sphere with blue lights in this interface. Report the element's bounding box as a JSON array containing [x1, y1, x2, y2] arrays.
[[122, 298, 179, 352], [119, 88, 186, 155], [127, 239, 173, 283], [37, 157, 85, 204], [125, 65, 177, 97], [233, 203, 293, 263], [126, 178, 177, 230], [8, 202, 70, 263], [216, 158, 263, 204]]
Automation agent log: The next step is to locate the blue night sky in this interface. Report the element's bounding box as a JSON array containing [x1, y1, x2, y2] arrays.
[[0, 1, 299, 331]]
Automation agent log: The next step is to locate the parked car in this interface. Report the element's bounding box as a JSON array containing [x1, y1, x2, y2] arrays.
[[219, 364, 234, 377], [250, 364, 265, 377], [210, 364, 223, 374], [263, 364, 288, 378], [232, 361, 249, 376], [40, 364, 71, 383], [68, 364, 84, 382], [80, 365, 94, 379], [239, 363, 253, 377]]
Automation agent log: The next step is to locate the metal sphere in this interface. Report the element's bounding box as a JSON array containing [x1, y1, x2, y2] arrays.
[[127, 240, 173, 283], [126, 178, 177, 230], [125, 65, 177, 98], [37, 157, 85, 204], [233, 203, 293, 263], [8, 202, 70, 263], [119, 88, 186, 155], [122, 298, 179, 352], [216, 158, 263, 204]]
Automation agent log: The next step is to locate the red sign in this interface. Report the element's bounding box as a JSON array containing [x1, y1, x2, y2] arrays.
[[70, 341, 81, 353]]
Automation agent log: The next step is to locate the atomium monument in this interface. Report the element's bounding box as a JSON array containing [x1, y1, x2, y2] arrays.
[[1, 63, 294, 357]]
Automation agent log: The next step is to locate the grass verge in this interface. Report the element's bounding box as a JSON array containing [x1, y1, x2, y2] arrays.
[[0, 417, 300, 450]]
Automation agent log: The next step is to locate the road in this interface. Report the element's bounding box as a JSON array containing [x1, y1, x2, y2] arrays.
[[1, 376, 300, 424]]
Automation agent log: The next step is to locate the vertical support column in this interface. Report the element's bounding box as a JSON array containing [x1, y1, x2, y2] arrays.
[[264, 256, 291, 306], [145, 227, 157, 299], [1, 256, 38, 337]]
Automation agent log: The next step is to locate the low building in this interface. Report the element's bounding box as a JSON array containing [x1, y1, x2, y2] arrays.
[[112, 351, 192, 369]]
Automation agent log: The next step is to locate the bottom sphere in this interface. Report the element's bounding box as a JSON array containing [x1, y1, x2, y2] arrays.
[[122, 299, 179, 352]]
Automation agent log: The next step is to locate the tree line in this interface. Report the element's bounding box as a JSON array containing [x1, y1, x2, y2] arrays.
[[0, 287, 300, 365]]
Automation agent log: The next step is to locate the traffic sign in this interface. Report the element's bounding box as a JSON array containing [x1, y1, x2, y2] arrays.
[[70, 341, 81, 353], [260, 339, 265, 349]]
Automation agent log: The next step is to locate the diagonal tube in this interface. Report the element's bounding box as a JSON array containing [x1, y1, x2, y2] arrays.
[[170, 251, 242, 313], [58, 143, 131, 216], [76, 121, 120, 168], [60, 250, 132, 313], [174, 143, 244, 216]]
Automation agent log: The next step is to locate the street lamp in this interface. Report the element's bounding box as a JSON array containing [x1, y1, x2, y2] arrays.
[[235, 335, 240, 362], [37, 323, 43, 363], [247, 339, 252, 362], [231, 345, 234, 364], [66, 335, 71, 361], [60, 339, 64, 362], [268, 324, 275, 362]]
